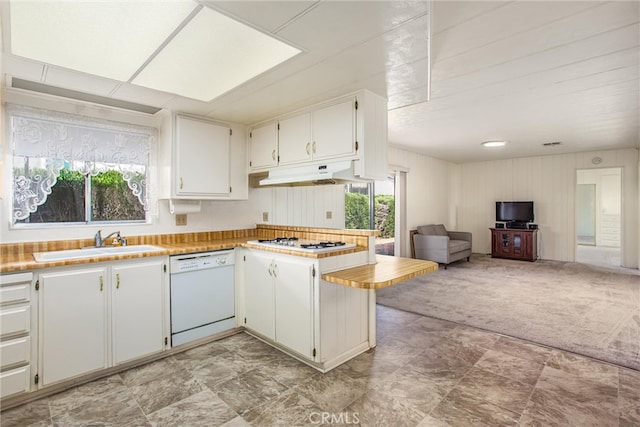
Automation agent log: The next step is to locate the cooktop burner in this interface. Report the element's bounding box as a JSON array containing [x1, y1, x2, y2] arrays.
[[249, 238, 355, 253], [258, 237, 299, 246], [300, 241, 347, 249]]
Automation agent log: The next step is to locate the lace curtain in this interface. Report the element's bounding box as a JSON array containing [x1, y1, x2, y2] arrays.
[[9, 105, 157, 222]]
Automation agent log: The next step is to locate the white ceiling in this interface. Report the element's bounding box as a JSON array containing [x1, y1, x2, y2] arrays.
[[1, 1, 638, 164]]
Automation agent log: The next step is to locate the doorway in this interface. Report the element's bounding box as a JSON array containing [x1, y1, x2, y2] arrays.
[[344, 173, 397, 255], [575, 168, 622, 268]]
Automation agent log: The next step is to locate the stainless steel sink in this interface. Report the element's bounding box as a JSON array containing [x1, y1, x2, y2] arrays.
[[33, 245, 165, 262]]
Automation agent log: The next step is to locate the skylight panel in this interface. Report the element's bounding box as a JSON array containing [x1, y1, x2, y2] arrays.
[[132, 6, 301, 102], [10, 0, 197, 81]]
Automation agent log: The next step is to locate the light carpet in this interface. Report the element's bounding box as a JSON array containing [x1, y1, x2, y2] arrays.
[[376, 254, 640, 370]]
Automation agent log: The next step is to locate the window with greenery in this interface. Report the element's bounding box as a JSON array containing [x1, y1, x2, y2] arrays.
[[345, 175, 396, 255], [10, 105, 156, 225]]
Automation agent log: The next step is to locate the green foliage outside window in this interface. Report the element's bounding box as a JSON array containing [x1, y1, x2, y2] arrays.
[[91, 170, 145, 221], [345, 192, 395, 238], [374, 194, 395, 238], [345, 192, 370, 230], [15, 167, 145, 224]]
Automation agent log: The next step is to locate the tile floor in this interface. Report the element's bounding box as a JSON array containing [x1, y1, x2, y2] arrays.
[[2, 305, 639, 426]]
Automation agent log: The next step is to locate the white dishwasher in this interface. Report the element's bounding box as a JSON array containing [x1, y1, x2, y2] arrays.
[[170, 250, 235, 346]]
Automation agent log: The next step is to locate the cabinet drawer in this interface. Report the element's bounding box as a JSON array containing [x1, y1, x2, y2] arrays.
[[0, 336, 30, 368], [0, 365, 31, 398], [0, 305, 31, 338], [0, 278, 32, 305]]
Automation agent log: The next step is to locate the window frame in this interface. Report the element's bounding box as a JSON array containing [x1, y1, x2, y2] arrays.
[[7, 104, 157, 228]]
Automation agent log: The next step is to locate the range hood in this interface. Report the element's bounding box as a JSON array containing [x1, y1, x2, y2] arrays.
[[259, 160, 368, 186]]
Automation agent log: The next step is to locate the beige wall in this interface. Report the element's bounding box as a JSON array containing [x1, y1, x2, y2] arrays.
[[454, 148, 639, 268], [388, 146, 455, 256]]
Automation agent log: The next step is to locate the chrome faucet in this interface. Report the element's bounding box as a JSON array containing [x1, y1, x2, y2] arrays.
[[94, 230, 122, 247]]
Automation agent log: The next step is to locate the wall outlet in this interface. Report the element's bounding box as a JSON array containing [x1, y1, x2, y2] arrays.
[[262, 211, 269, 222], [325, 211, 332, 219], [175, 214, 187, 226]]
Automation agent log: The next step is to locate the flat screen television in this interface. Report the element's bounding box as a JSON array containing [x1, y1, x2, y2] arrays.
[[496, 201, 534, 223]]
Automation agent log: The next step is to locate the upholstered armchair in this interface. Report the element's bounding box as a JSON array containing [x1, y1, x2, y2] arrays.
[[411, 224, 472, 269]]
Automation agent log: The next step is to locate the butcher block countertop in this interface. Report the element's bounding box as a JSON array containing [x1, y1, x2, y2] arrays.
[[322, 255, 438, 290], [0, 225, 373, 273]]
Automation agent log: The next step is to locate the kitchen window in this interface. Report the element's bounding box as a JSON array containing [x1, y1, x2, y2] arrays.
[[9, 105, 157, 225]]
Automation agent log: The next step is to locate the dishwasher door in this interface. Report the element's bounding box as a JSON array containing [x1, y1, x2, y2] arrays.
[[170, 260, 235, 346]]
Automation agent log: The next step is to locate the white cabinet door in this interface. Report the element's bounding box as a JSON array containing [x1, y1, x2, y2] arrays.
[[312, 98, 356, 161], [244, 251, 275, 340], [249, 122, 278, 170], [175, 114, 231, 196], [278, 113, 312, 166], [40, 267, 108, 386], [274, 257, 314, 359], [112, 260, 164, 365]]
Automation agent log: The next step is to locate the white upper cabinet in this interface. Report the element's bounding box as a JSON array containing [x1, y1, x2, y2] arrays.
[[311, 98, 356, 161], [174, 114, 230, 197], [247, 90, 387, 181], [278, 100, 355, 166], [159, 112, 248, 200], [249, 121, 278, 170], [278, 112, 312, 166]]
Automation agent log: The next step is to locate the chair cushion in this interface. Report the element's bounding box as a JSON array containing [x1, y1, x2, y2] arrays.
[[417, 224, 448, 236], [449, 239, 471, 254]]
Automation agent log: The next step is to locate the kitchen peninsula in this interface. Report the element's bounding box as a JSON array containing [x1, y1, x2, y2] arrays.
[[0, 224, 437, 409]]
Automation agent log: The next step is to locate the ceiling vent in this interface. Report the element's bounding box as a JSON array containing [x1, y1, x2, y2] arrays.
[[10, 78, 162, 115], [542, 141, 562, 147]]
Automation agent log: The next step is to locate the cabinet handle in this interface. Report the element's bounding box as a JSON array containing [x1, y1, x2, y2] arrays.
[[312, 141, 316, 154], [306, 143, 311, 155], [273, 263, 278, 278], [116, 273, 120, 289], [272, 149, 276, 161], [99, 275, 104, 292], [180, 177, 184, 189]]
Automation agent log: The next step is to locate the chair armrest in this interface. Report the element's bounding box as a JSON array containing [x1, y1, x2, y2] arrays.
[[448, 231, 472, 242]]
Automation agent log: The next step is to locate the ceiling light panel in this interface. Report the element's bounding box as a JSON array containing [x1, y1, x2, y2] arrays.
[[132, 6, 301, 102], [481, 140, 508, 147], [10, 0, 197, 81]]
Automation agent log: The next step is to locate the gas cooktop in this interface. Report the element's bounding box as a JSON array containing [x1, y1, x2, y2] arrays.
[[247, 237, 356, 253]]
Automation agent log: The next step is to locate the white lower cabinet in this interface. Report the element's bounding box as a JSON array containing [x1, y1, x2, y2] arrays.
[[39, 258, 166, 387], [0, 272, 35, 398], [40, 267, 108, 386], [274, 257, 314, 359], [242, 249, 373, 372], [244, 251, 276, 340], [243, 250, 315, 359], [112, 260, 164, 365]]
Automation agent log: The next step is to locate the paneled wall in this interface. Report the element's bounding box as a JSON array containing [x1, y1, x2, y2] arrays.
[[455, 148, 639, 268], [250, 185, 346, 229]]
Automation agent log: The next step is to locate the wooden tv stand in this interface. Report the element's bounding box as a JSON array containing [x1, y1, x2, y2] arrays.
[[490, 228, 538, 261]]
